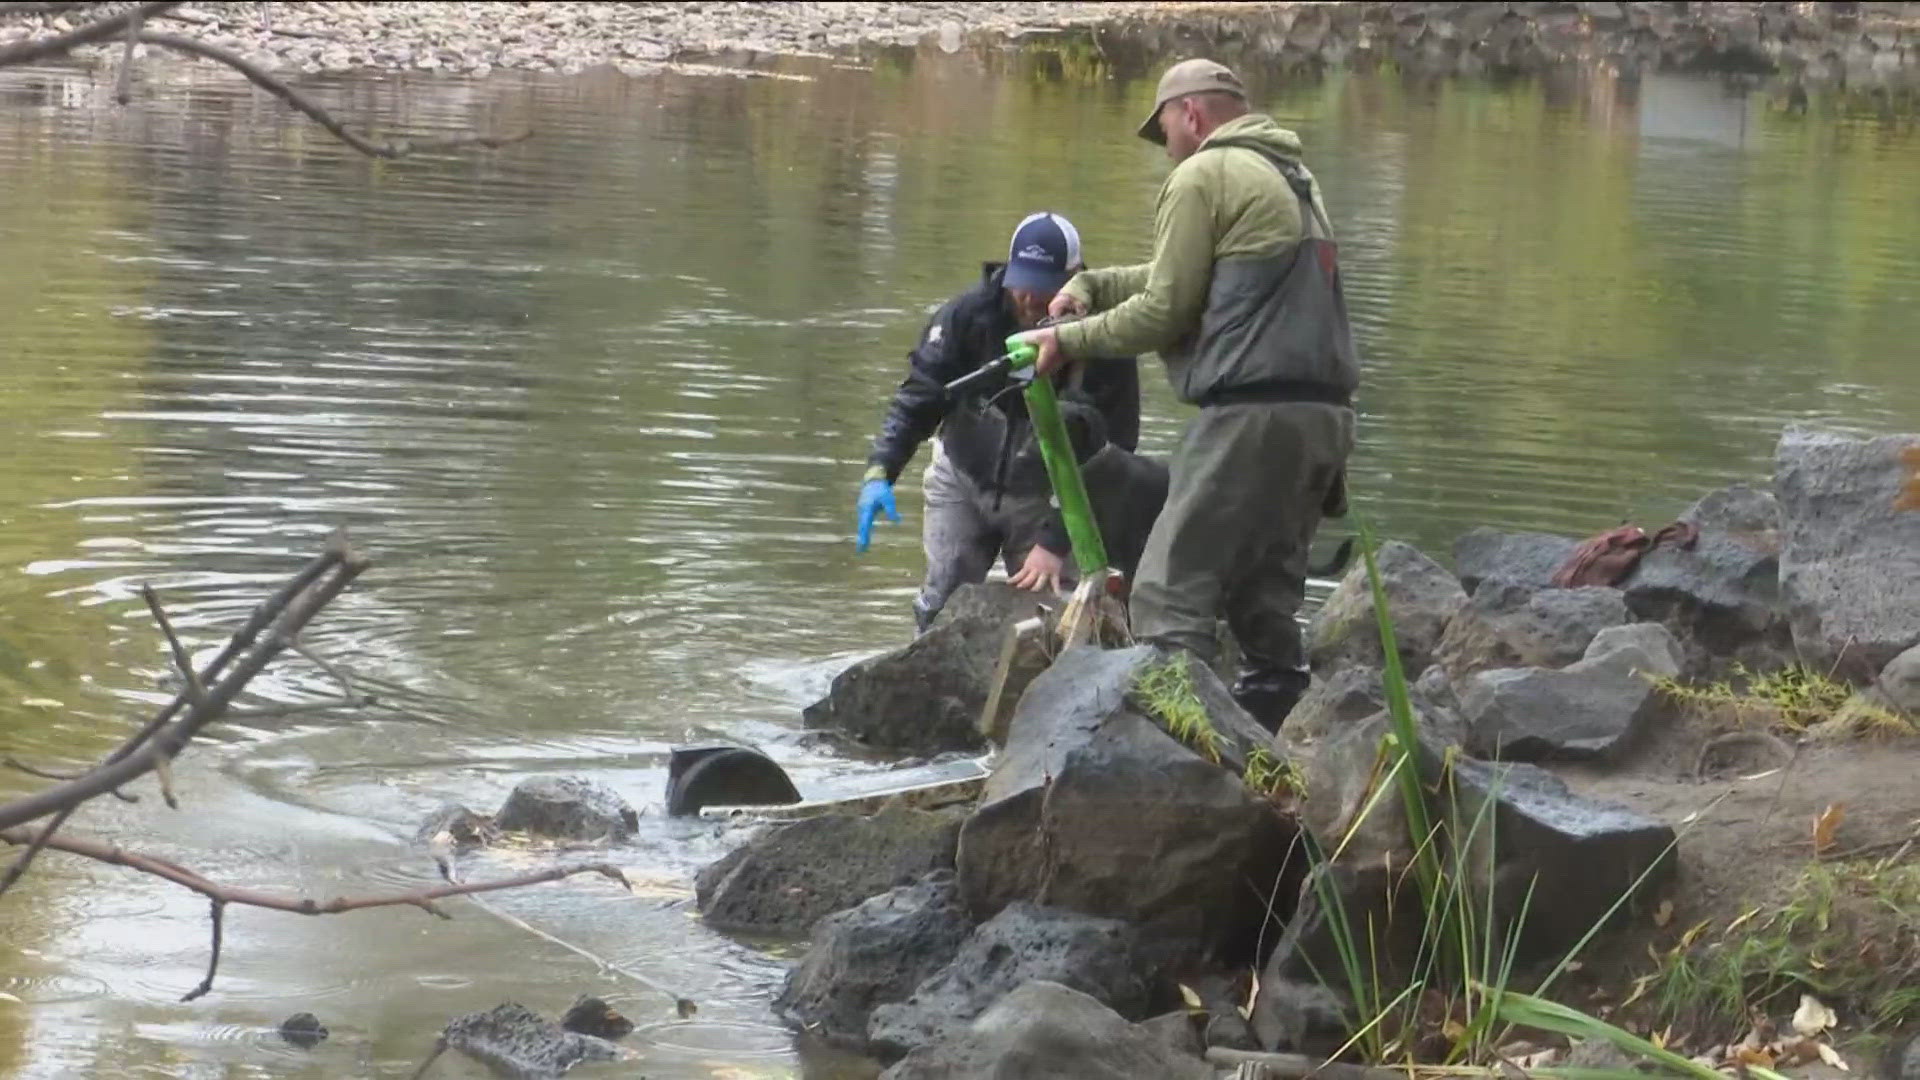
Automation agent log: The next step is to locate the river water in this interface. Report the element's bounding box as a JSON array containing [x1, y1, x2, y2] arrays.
[[1, 35, 1917, 1079]]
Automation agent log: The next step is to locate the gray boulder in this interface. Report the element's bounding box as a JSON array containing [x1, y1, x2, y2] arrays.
[[1137, 1011, 1205, 1061], [414, 803, 501, 849], [1458, 623, 1683, 762], [803, 582, 1040, 755], [1586, 622, 1688, 676], [1452, 528, 1580, 594], [1434, 581, 1631, 678], [868, 904, 1156, 1060], [1774, 428, 1920, 681], [434, 1003, 619, 1078], [494, 777, 638, 842], [1259, 858, 1423, 995], [696, 805, 962, 936], [955, 646, 1291, 960], [1878, 644, 1920, 717], [1444, 755, 1677, 957], [1886, 1034, 1920, 1080], [774, 873, 973, 1050], [1263, 733, 1677, 1038], [1622, 484, 1789, 668], [1248, 978, 1349, 1057], [1279, 665, 1386, 748], [880, 981, 1211, 1080], [1309, 541, 1467, 676]]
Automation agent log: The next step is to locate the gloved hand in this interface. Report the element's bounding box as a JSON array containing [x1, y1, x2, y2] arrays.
[[855, 477, 899, 553]]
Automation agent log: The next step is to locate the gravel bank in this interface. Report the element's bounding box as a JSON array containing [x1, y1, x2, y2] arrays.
[[0, 2, 1223, 77]]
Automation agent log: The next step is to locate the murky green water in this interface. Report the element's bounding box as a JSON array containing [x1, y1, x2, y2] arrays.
[[1, 37, 1917, 1079]]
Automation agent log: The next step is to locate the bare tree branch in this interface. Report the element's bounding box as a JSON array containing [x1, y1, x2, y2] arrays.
[[289, 638, 355, 702], [0, 821, 629, 998], [222, 698, 373, 722], [142, 583, 204, 706], [0, 803, 76, 896], [0, 824, 632, 917], [0, 0, 179, 67], [133, 31, 532, 158], [1, 5, 529, 160], [112, 1, 142, 105], [0, 532, 364, 835], [2, 758, 137, 802], [109, 540, 346, 771], [183, 898, 225, 1002]]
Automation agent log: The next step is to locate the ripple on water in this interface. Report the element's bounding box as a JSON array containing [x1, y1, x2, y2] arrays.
[[0, 972, 110, 1004], [629, 1018, 795, 1059]]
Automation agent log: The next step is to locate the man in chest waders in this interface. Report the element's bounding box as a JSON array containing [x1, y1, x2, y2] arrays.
[[1011, 59, 1361, 731]]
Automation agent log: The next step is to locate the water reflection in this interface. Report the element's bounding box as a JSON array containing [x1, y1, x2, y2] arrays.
[[0, 39, 1917, 1078]]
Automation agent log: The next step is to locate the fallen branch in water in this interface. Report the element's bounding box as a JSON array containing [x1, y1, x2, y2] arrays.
[[0, 531, 635, 1001], [0, 2, 531, 159], [0, 822, 629, 1001]]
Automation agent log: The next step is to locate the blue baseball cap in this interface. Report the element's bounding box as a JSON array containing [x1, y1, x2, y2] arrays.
[[1003, 212, 1082, 293]]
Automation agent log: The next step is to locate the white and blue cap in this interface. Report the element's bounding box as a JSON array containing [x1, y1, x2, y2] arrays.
[[1004, 211, 1082, 293]]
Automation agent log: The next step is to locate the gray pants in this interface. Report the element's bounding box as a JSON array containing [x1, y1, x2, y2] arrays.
[[913, 446, 1063, 631], [1129, 401, 1355, 673], [913, 441, 1171, 632]]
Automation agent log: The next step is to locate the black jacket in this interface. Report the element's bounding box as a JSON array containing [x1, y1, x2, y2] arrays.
[[868, 263, 1142, 557]]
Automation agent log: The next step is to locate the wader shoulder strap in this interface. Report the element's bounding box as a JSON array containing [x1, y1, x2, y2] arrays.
[[1199, 138, 1338, 243]]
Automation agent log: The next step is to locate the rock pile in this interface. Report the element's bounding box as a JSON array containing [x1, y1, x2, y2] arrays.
[[725, 425, 1920, 1075]]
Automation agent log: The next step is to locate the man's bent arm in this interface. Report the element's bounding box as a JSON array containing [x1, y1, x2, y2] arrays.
[[1062, 263, 1152, 313], [1055, 171, 1215, 359], [868, 305, 965, 482]]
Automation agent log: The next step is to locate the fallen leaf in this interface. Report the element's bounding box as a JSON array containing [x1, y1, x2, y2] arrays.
[[0, 992, 18, 1004], [1677, 918, 1713, 952], [1733, 1046, 1777, 1069], [1620, 973, 1659, 1009], [1444, 1018, 1469, 1044], [1652, 1028, 1670, 1050], [1239, 971, 1259, 1021], [1725, 906, 1764, 935], [1792, 994, 1837, 1037], [1178, 983, 1205, 1013], [1817, 1042, 1850, 1071], [1813, 803, 1846, 857], [20, 698, 62, 710], [1515, 1048, 1564, 1070], [1655, 899, 1675, 927]]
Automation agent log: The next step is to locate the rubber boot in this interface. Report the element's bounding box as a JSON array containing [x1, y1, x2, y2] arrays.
[[912, 597, 941, 637], [1231, 666, 1310, 734]]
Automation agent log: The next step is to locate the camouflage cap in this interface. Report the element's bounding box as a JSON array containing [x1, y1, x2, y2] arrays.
[[1136, 58, 1247, 144]]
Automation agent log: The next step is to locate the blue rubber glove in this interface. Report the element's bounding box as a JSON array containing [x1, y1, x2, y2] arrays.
[[855, 477, 900, 553]]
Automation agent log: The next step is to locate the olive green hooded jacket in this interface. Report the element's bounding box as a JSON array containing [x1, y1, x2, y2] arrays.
[[1055, 113, 1355, 405]]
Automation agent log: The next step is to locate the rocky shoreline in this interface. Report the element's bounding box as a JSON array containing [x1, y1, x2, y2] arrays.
[[681, 423, 1920, 1079], [0, 1, 1169, 77], [4, 2, 1918, 90]]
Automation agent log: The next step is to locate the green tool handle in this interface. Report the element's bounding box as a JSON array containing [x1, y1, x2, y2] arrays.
[[1006, 340, 1109, 576]]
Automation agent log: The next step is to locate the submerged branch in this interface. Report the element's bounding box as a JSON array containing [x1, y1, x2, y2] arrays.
[[0, 823, 629, 997], [0, 535, 365, 836]]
